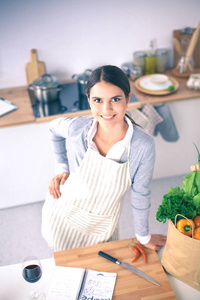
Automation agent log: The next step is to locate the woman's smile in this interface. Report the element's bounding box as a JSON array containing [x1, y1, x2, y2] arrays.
[[88, 81, 130, 128], [100, 114, 116, 120]]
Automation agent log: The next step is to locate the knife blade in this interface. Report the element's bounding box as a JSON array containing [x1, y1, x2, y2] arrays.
[[98, 251, 161, 286]]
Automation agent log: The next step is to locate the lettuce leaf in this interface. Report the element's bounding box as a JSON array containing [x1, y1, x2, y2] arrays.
[[195, 172, 200, 194], [193, 193, 200, 214], [182, 171, 197, 197]]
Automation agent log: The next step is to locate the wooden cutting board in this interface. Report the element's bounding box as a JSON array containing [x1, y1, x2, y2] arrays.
[[54, 238, 176, 299], [25, 49, 45, 85]]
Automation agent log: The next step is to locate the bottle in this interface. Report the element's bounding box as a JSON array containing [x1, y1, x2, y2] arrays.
[[145, 40, 156, 75]]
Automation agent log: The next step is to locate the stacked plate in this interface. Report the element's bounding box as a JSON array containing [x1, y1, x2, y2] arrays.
[[134, 74, 179, 95]]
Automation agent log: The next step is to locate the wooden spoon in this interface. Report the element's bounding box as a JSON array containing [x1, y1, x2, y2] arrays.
[[183, 21, 200, 72], [173, 37, 182, 55]]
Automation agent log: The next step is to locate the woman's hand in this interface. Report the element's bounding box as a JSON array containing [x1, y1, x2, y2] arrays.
[[49, 173, 69, 199], [143, 234, 167, 251]]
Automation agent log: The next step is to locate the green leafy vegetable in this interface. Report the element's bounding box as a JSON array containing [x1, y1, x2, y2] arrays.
[[156, 143, 200, 224], [193, 193, 200, 213], [167, 85, 175, 91], [182, 171, 197, 197], [156, 170, 200, 223], [156, 186, 196, 223], [193, 142, 200, 166]]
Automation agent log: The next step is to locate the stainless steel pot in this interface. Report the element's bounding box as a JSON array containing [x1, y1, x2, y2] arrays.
[[28, 74, 61, 103], [28, 74, 67, 117], [72, 69, 92, 110]]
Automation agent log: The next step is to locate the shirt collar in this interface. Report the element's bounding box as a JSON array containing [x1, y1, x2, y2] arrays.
[[86, 116, 134, 158]]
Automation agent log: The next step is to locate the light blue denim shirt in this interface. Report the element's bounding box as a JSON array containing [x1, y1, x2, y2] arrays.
[[49, 116, 155, 239]]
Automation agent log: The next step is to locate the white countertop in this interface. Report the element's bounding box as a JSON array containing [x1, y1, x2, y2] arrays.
[[0, 251, 199, 300], [0, 258, 55, 300]]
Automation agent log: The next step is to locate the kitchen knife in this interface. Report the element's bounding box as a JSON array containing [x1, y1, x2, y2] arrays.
[[98, 251, 161, 286]]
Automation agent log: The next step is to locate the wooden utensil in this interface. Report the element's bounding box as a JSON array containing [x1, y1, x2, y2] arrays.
[[25, 49, 45, 85], [183, 22, 200, 72], [173, 37, 182, 55]]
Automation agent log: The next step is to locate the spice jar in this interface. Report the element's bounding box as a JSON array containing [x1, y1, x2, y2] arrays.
[[130, 66, 143, 81]]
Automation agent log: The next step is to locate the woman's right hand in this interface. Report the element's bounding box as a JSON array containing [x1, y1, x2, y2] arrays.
[[49, 172, 69, 199]]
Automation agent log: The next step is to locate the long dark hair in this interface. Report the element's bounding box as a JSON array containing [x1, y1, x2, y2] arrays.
[[86, 65, 138, 125]]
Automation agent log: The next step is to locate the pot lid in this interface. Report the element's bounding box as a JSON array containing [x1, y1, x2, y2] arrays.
[[32, 74, 60, 89]]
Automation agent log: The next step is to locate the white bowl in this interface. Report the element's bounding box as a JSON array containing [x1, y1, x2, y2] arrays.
[[139, 76, 172, 91], [150, 74, 169, 84]]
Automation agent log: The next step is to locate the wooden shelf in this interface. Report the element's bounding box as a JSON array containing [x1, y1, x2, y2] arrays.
[[130, 69, 200, 107]]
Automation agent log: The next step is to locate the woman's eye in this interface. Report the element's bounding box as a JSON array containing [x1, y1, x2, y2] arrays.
[[112, 97, 120, 102], [93, 98, 101, 103]]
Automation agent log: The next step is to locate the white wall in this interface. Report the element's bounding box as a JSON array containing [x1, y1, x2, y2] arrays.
[[0, 0, 200, 88], [153, 98, 200, 178]]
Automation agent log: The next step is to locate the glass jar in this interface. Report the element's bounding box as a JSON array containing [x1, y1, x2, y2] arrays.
[[130, 66, 143, 81], [121, 62, 135, 77], [175, 54, 194, 74], [133, 51, 146, 73], [155, 48, 170, 73]]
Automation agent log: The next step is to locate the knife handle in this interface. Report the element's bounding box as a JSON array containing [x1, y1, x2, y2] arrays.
[[98, 251, 119, 264]]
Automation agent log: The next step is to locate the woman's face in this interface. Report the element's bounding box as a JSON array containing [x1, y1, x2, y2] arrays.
[[88, 81, 131, 129]]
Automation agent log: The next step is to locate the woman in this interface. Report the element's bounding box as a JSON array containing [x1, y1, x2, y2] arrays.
[[42, 65, 166, 251]]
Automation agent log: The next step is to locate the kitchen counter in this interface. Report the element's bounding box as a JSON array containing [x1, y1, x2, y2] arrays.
[[0, 85, 35, 128], [1, 240, 199, 300], [53, 238, 176, 299], [0, 69, 200, 129]]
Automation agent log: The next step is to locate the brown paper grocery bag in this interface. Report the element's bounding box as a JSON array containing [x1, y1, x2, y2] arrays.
[[162, 220, 200, 291]]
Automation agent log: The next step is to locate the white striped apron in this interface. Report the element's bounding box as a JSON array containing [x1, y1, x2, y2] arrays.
[[42, 148, 131, 251]]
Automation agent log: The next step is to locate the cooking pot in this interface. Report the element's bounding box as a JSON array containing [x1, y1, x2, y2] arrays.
[[28, 74, 67, 117], [28, 73, 61, 103], [72, 69, 92, 110]]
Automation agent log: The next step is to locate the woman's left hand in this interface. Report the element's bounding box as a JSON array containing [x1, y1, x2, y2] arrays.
[[143, 234, 167, 251]]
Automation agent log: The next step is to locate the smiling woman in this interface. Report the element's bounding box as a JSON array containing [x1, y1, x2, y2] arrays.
[[88, 81, 130, 154], [85, 66, 131, 156], [41, 65, 166, 252]]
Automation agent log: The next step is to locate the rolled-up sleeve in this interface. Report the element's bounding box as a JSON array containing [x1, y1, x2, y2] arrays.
[[49, 117, 77, 174], [130, 138, 155, 237]]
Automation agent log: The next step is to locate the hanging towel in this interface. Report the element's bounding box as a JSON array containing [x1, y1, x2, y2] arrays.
[[127, 108, 149, 129], [154, 103, 179, 142], [141, 103, 164, 135]]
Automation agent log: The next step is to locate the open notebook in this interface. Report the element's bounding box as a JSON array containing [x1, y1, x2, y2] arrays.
[[46, 266, 117, 300]]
